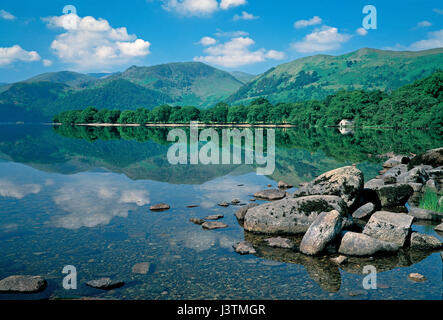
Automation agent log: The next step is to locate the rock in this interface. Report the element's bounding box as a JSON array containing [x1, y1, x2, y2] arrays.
[[410, 232, 443, 250], [338, 232, 399, 256], [383, 175, 397, 185], [435, 223, 443, 232], [397, 166, 429, 184], [352, 202, 375, 219], [408, 183, 423, 193], [408, 207, 442, 221], [425, 179, 439, 192], [293, 166, 364, 208], [408, 147, 443, 169], [439, 196, 443, 207], [0, 275, 47, 293], [300, 210, 343, 255], [235, 203, 259, 221], [278, 180, 293, 189], [264, 237, 294, 249], [204, 214, 224, 221], [149, 203, 170, 211], [372, 184, 414, 208], [330, 255, 347, 265], [243, 195, 348, 235], [189, 218, 205, 225], [364, 179, 385, 190], [202, 221, 228, 230], [233, 241, 256, 255], [383, 156, 410, 168], [363, 211, 414, 247], [132, 262, 151, 275], [231, 199, 240, 205], [218, 201, 229, 207], [253, 189, 286, 200], [408, 273, 426, 282], [86, 278, 124, 290]]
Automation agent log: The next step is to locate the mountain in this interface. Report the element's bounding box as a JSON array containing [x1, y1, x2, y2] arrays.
[[100, 62, 244, 107], [23, 71, 98, 88], [230, 71, 256, 84], [227, 48, 443, 105], [0, 62, 244, 121], [87, 73, 115, 79]]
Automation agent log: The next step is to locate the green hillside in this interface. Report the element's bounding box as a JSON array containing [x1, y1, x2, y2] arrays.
[[23, 71, 98, 88], [229, 71, 257, 84], [227, 48, 443, 105], [100, 62, 244, 107]]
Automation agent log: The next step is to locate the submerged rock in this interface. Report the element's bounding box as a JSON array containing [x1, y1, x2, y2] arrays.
[[278, 180, 293, 189], [202, 221, 228, 230], [235, 203, 259, 222], [409, 232, 443, 250], [218, 202, 229, 207], [132, 262, 151, 275], [149, 203, 170, 211], [86, 278, 124, 290], [233, 241, 256, 255], [243, 195, 347, 235], [352, 202, 375, 219], [253, 189, 286, 200], [189, 218, 205, 225], [408, 273, 426, 282], [363, 211, 414, 247], [264, 237, 294, 249], [338, 232, 399, 256], [300, 210, 343, 255], [0, 275, 47, 293], [293, 166, 364, 208], [204, 214, 224, 221]]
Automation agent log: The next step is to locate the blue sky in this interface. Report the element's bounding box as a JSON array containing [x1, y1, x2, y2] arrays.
[[0, 0, 442, 82]]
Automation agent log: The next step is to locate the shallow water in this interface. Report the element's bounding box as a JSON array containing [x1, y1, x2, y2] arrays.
[[0, 124, 442, 300]]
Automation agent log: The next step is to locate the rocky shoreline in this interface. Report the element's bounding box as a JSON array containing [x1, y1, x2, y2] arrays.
[[234, 147, 443, 261]]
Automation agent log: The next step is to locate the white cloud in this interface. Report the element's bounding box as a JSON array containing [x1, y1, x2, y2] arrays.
[[294, 16, 322, 29], [233, 11, 259, 21], [198, 36, 217, 46], [416, 20, 432, 28], [44, 13, 151, 71], [214, 30, 249, 37], [0, 45, 41, 67], [291, 26, 351, 53], [356, 27, 368, 36], [409, 29, 443, 50], [52, 174, 150, 229], [162, 0, 219, 16], [0, 9, 15, 20], [43, 59, 53, 67], [433, 8, 443, 15], [0, 179, 41, 199], [194, 36, 284, 68], [220, 0, 246, 10]]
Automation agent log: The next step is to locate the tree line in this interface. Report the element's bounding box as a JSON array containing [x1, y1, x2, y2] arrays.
[[53, 70, 443, 128]]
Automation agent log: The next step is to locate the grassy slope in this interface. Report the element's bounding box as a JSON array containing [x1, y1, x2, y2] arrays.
[[227, 48, 443, 105]]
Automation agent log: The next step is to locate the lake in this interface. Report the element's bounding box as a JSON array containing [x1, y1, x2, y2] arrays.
[[0, 124, 442, 300]]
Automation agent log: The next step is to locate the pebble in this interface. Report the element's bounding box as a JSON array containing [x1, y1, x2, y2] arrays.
[[408, 273, 426, 282]]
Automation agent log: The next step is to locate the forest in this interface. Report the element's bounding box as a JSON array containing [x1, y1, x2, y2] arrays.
[[53, 70, 443, 128]]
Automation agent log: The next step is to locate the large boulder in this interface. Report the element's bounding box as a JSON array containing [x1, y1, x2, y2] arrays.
[[293, 166, 364, 209], [408, 147, 443, 169], [253, 189, 286, 200], [243, 195, 348, 235], [0, 275, 47, 293], [409, 232, 443, 250], [383, 156, 410, 168], [338, 232, 399, 256], [396, 166, 429, 184], [235, 203, 259, 222], [408, 207, 443, 221], [300, 210, 343, 255], [363, 211, 414, 247], [352, 202, 375, 219], [364, 182, 414, 208]]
